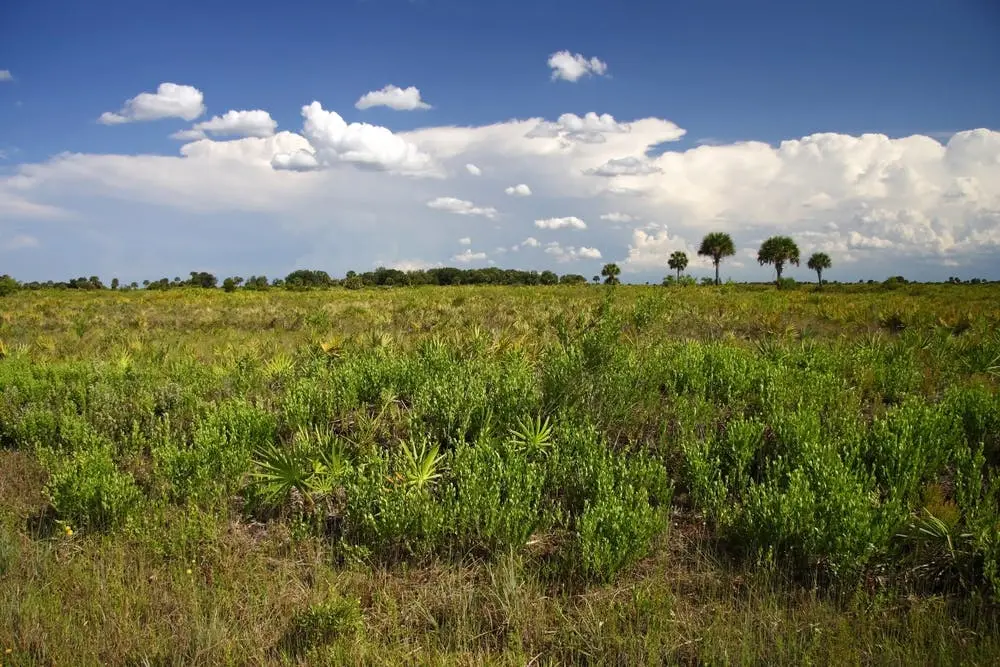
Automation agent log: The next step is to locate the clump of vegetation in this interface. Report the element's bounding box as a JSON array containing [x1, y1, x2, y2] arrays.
[[283, 595, 363, 653]]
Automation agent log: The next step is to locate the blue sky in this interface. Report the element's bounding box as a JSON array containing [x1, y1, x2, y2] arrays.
[[1, 0, 999, 283]]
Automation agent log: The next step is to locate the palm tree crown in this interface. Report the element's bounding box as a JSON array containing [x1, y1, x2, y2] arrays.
[[807, 252, 832, 286], [697, 233, 736, 285], [600, 263, 621, 285], [757, 236, 800, 285], [668, 251, 689, 280]]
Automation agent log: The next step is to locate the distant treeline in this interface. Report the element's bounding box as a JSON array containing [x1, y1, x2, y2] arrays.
[[1, 268, 591, 294], [0, 268, 994, 296]]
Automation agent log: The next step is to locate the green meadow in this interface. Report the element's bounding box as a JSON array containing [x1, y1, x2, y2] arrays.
[[1, 283, 999, 664]]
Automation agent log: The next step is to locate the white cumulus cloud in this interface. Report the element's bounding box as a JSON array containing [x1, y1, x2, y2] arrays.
[[544, 242, 603, 262], [355, 85, 431, 111], [271, 150, 321, 172], [0, 70, 12, 82], [172, 109, 277, 140], [505, 183, 532, 196], [621, 226, 704, 273], [547, 51, 608, 82], [848, 231, 895, 249], [453, 248, 488, 263], [535, 216, 587, 230], [177, 131, 313, 165], [387, 259, 444, 271], [600, 212, 636, 223], [587, 156, 662, 177], [458, 236, 471, 245], [427, 197, 498, 219], [466, 163, 482, 176], [528, 112, 630, 144], [5, 96, 1000, 283], [98, 83, 205, 124], [297, 101, 435, 174]]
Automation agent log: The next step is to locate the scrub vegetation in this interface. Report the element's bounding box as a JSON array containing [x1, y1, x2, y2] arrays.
[[1, 282, 999, 664]]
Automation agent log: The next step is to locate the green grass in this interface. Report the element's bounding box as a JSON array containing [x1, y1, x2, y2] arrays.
[[1, 283, 999, 664]]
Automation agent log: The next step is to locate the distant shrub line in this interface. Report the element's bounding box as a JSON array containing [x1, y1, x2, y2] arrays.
[[1, 268, 995, 296]]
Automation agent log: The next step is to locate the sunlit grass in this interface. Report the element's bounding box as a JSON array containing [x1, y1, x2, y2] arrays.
[[0, 283, 998, 663]]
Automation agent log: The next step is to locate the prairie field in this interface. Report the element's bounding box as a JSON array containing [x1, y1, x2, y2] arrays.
[[1, 283, 999, 665]]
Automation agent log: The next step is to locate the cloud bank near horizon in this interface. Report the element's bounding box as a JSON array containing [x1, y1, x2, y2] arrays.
[[2, 78, 999, 282]]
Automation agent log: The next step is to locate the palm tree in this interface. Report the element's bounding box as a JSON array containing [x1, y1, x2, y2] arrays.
[[601, 263, 621, 285], [698, 233, 736, 285], [807, 252, 832, 287], [668, 251, 688, 280], [757, 236, 800, 286]]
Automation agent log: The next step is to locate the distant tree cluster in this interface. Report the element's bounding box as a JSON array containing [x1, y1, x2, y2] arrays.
[[662, 232, 836, 289], [2, 267, 600, 295], [2, 245, 996, 298]]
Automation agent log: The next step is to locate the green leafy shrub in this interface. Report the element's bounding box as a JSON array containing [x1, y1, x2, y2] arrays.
[[342, 449, 448, 559], [0, 274, 18, 297], [576, 454, 671, 581], [776, 277, 798, 290], [446, 439, 547, 553], [160, 400, 276, 505], [43, 446, 142, 530], [944, 385, 1000, 465]]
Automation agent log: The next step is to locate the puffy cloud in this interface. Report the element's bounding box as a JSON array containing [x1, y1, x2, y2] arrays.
[[271, 150, 320, 172], [178, 106, 433, 175], [600, 212, 636, 223], [4, 91, 1000, 282], [848, 231, 895, 249], [620, 226, 704, 273], [299, 101, 435, 174], [0, 70, 12, 82], [452, 248, 488, 263], [535, 216, 587, 230], [466, 163, 482, 176], [544, 242, 602, 262], [387, 258, 443, 271], [587, 156, 662, 177], [520, 237, 540, 248], [173, 109, 277, 140], [98, 83, 205, 124], [458, 236, 471, 245], [547, 51, 608, 82], [528, 112, 630, 144], [355, 85, 431, 111], [404, 115, 684, 172], [2, 234, 39, 251], [627, 224, 704, 268], [504, 183, 532, 196], [179, 131, 312, 164], [427, 197, 498, 219]]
